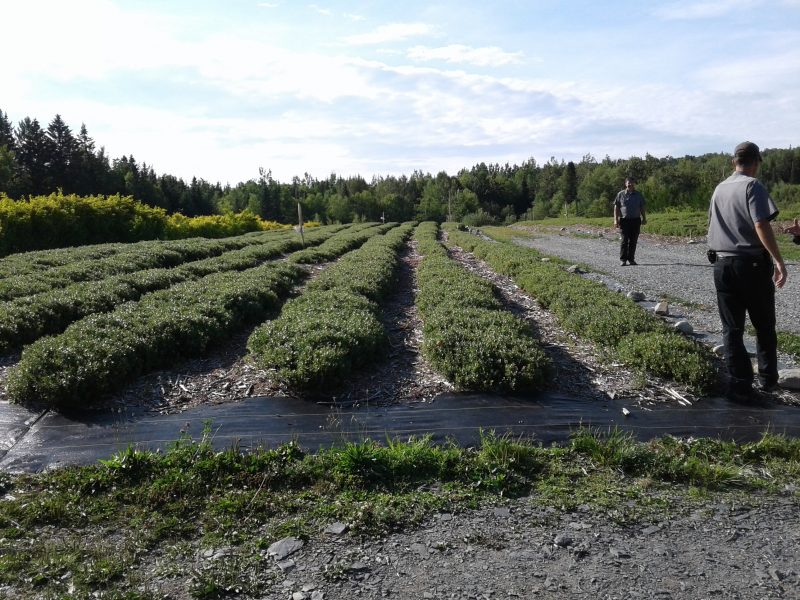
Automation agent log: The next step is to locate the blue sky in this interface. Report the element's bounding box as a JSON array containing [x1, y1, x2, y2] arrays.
[[4, 0, 800, 185]]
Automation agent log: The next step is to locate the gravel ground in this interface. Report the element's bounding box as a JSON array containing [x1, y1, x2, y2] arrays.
[[244, 493, 800, 600], [511, 226, 800, 338]]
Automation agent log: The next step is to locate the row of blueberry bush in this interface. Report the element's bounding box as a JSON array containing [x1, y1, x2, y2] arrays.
[[0, 226, 348, 353], [7, 224, 391, 408], [0, 229, 304, 301], [414, 222, 552, 392], [248, 223, 413, 390], [444, 225, 715, 391]]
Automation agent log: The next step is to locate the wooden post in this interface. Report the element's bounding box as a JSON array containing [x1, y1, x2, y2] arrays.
[[296, 202, 305, 247]]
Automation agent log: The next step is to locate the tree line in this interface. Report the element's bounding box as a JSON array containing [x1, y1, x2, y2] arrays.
[[2, 109, 798, 225]]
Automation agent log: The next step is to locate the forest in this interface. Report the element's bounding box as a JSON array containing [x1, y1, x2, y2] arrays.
[[1, 109, 799, 225]]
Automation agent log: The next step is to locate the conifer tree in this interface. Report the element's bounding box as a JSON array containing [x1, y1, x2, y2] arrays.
[[0, 109, 14, 151], [15, 117, 52, 195], [46, 114, 76, 191]]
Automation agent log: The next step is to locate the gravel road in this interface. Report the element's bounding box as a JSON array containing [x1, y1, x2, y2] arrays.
[[511, 227, 800, 337]]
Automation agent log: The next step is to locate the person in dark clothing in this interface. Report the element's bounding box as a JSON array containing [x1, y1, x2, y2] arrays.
[[613, 177, 647, 266], [707, 141, 787, 401]]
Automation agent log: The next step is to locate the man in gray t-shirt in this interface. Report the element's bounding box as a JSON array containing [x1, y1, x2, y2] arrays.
[[707, 141, 787, 401], [613, 177, 646, 266]]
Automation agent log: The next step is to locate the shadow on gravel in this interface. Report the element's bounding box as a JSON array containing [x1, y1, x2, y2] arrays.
[[1, 392, 798, 473]]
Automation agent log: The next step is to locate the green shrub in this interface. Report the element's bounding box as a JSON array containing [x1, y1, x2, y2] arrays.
[[0, 227, 344, 352], [414, 222, 551, 392], [249, 223, 414, 389], [7, 264, 301, 407], [422, 307, 551, 391], [446, 227, 717, 391], [0, 192, 168, 256], [164, 210, 287, 239], [249, 289, 387, 390], [616, 331, 717, 391]]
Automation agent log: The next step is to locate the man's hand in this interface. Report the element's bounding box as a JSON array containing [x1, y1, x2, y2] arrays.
[[775, 261, 788, 288], [784, 218, 800, 236]]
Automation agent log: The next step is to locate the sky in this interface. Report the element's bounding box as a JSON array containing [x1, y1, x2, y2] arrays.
[[3, 0, 800, 186]]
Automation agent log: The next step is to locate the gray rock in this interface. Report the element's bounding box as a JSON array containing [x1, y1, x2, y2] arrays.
[[778, 368, 800, 390], [642, 525, 662, 535], [553, 533, 573, 547], [201, 547, 234, 561], [324, 522, 348, 535], [311, 591, 325, 600], [674, 320, 693, 334], [494, 507, 511, 518], [768, 566, 785, 582], [277, 559, 296, 573], [567, 264, 582, 274], [268, 537, 305, 561], [610, 547, 631, 559], [411, 542, 429, 558], [627, 291, 646, 302], [654, 301, 669, 316]]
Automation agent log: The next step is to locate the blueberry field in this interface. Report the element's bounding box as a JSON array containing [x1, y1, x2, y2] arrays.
[[0, 221, 718, 413]]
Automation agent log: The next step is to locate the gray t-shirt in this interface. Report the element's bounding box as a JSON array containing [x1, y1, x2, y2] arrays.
[[707, 172, 778, 256], [613, 189, 645, 219]]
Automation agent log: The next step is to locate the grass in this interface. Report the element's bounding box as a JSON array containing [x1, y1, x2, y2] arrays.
[[777, 330, 800, 362], [0, 426, 797, 597]]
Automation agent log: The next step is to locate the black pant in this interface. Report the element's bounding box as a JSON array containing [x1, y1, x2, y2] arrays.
[[619, 218, 641, 261], [713, 255, 777, 390]]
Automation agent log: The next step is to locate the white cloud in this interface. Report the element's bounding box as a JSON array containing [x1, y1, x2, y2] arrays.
[[342, 23, 435, 46], [258, 2, 279, 8], [190, 37, 383, 103], [697, 50, 800, 94], [309, 4, 331, 16], [407, 44, 524, 66], [344, 13, 366, 22]]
